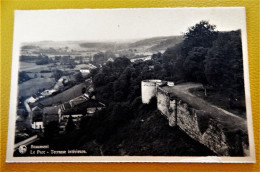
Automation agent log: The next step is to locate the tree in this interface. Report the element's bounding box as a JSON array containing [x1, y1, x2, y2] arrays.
[[151, 52, 162, 61], [112, 57, 131, 72], [93, 52, 106, 65], [44, 121, 59, 140], [82, 87, 86, 94], [53, 69, 64, 81], [205, 30, 243, 93], [18, 71, 31, 84], [75, 72, 84, 83], [183, 47, 208, 96], [93, 73, 106, 87], [65, 115, 76, 134], [154, 64, 162, 73], [36, 55, 50, 65], [90, 68, 100, 78], [161, 43, 185, 81], [183, 20, 218, 51], [104, 50, 116, 60], [148, 96, 157, 110]]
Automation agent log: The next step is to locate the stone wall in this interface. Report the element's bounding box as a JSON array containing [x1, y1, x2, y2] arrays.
[[157, 87, 177, 126], [155, 86, 248, 156], [176, 99, 247, 156]]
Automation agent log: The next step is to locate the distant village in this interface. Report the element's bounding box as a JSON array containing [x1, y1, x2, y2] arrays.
[[15, 44, 154, 143]]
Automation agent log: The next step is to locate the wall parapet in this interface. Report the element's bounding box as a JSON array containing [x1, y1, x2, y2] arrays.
[[141, 80, 249, 156]]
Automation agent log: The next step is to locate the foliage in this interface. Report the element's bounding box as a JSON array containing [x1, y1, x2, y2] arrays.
[[160, 21, 243, 97], [35, 55, 50, 65], [52, 99, 215, 156], [75, 72, 84, 83], [18, 71, 31, 84], [205, 31, 243, 92], [92, 51, 116, 65], [53, 69, 64, 81], [148, 96, 157, 110], [65, 115, 76, 134], [183, 20, 217, 51], [44, 121, 59, 140]]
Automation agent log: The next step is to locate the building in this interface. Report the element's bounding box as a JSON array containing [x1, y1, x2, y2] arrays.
[[31, 106, 44, 130], [60, 56, 71, 65], [43, 106, 60, 125], [141, 80, 167, 104], [80, 69, 90, 74], [41, 89, 57, 96], [53, 76, 69, 90], [58, 94, 105, 132], [31, 121, 44, 130]]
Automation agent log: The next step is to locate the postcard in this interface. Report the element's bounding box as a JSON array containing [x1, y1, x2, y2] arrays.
[[6, 7, 255, 162]]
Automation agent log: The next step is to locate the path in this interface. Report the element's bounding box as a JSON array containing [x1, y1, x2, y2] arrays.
[[24, 97, 34, 125], [162, 83, 247, 132]]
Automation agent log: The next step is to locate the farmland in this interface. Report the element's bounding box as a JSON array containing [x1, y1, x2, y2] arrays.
[[19, 62, 51, 72]]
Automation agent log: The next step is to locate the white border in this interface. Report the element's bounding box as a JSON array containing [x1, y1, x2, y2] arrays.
[[6, 7, 256, 163]]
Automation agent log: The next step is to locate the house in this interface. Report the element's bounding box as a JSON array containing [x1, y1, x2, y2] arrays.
[[60, 56, 71, 65], [31, 121, 44, 130], [41, 89, 57, 96], [43, 106, 60, 124], [60, 93, 89, 111], [31, 106, 43, 130], [107, 58, 114, 62], [80, 69, 90, 74], [58, 94, 105, 132]]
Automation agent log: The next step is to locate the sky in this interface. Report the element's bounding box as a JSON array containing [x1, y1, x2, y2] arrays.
[[14, 7, 246, 42]]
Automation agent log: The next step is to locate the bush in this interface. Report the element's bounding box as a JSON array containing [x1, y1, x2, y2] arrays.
[[148, 96, 157, 110]]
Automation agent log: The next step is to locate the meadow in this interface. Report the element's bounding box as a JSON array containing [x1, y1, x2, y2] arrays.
[[18, 78, 56, 97], [37, 83, 86, 106], [19, 61, 51, 73]]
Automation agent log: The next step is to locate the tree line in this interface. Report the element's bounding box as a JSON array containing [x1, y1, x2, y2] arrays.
[[161, 21, 244, 98], [91, 21, 244, 105]]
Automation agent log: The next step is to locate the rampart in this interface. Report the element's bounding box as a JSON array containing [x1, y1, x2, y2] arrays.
[[157, 87, 177, 127], [144, 81, 249, 156], [175, 99, 248, 156]]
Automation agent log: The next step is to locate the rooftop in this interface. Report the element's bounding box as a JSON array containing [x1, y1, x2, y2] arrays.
[[69, 93, 89, 107], [43, 106, 60, 115], [61, 99, 105, 115]]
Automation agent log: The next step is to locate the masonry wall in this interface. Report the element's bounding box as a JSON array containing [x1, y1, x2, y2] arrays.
[[176, 100, 247, 156], [157, 87, 177, 127], [155, 86, 248, 156]]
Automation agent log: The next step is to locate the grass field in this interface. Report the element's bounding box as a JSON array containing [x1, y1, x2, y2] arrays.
[[19, 62, 51, 73], [37, 83, 86, 106], [190, 88, 246, 119], [27, 72, 53, 79], [18, 78, 56, 97]]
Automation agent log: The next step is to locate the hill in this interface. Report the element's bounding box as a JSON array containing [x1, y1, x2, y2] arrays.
[[79, 36, 183, 52], [129, 36, 183, 52]]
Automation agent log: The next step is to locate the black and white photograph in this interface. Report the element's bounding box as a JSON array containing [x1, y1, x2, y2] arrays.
[[6, 8, 255, 162]]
